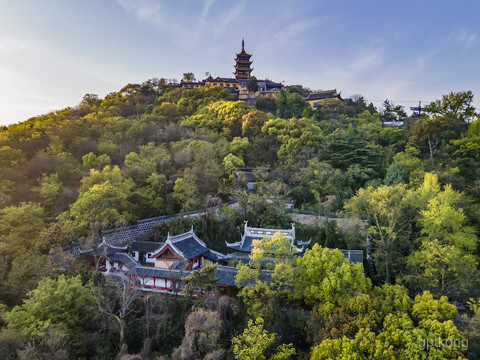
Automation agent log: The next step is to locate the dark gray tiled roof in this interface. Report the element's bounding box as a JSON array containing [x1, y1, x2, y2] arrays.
[[305, 91, 339, 101], [129, 264, 270, 289], [130, 266, 189, 279], [224, 252, 250, 264], [172, 237, 209, 260], [337, 249, 364, 264], [205, 77, 239, 83], [108, 252, 137, 269], [129, 241, 162, 253], [83, 242, 128, 257], [215, 266, 238, 286], [204, 250, 226, 262], [227, 235, 258, 253], [151, 230, 209, 261], [215, 266, 272, 287]]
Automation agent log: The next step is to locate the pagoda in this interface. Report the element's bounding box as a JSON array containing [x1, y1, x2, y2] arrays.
[[233, 39, 253, 79]]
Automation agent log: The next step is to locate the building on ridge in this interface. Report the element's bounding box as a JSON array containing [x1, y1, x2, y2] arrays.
[[179, 39, 283, 103], [304, 89, 343, 107]]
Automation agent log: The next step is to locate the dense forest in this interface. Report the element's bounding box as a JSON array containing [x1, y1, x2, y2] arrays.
[[0, 79, 479, 359]]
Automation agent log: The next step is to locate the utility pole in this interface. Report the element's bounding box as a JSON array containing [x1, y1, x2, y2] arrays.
[[410, 101, 423, 115]]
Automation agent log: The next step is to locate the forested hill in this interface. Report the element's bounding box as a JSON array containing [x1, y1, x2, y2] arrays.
[[1, 80, 480, 358]]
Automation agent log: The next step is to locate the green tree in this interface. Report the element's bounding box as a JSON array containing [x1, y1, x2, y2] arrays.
[[403, 174, 479, 299], [82, 152, 111, 170], [61, 180, 132, 232], [182, 72, 196, 82], [223, 153, 245, 183], [152, 101, 182, 123], [0, 146, 25, 168], [123, 143, 171, 184], [235, 233, 296, 321], [242, 110, 269, 137], [419, 183, 476, 251], [424, 91, 476, 122], [4, 275, 94, 338], [183, 261, 218, 299], [232, 317, 295, 360], [262, 117, 323, 160], [131, 172, 168, 218], [392, 146, 425, 186], [294, 244, 371, 316], [275, 90, 308, 119], [311, 290, 466, 360], [344, 184, 411, 283], [379, 100, 406, 125], [36, 173, 63, 214], [173, 175, 202, 212], [384, 161, 408, 185], [0, 202, 46, 257], [292, 158, 334, 208]]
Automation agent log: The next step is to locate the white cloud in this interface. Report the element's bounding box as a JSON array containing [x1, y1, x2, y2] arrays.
[[446, 28, 477, 48], [456, 29, 477, 47], [350, 51, 382, 72], [116, 0, 164, 26], [211, 2, 246, 37]]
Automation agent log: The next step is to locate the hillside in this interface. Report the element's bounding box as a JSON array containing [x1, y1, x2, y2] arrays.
[[0, 81, 479, 359]]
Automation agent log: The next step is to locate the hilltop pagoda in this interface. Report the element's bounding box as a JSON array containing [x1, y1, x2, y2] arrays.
[[233, 39, 253, 79]]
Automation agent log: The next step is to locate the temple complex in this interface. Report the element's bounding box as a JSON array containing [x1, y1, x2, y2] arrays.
[[180, 40, 283, 103], [79, 221, 363, 296]]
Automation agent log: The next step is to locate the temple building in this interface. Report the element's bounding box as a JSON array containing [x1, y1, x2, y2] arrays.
[[226, 222, 310, 254], [180, 40, 283, 103], [304, 89, 343, 107]]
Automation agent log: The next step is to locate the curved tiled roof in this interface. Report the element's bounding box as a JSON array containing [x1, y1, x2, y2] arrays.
[[305, 90, 342, 101], [150, 229, 209, 260], [107, 252, 137, 269], [129, 241, 162, 253], [226, 222, 309, 253]]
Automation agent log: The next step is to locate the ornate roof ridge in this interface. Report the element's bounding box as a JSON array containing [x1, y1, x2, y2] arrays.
[[310, 89, 337, 94]]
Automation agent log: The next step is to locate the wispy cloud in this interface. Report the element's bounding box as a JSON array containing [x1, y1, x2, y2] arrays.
[[211, 1, 246, 37], [350, 51, 383, 72], [115, 0, 239, 52], [116, 0, 164, 26], [455, 29, 477, 47], [446, 28, 477, 48]]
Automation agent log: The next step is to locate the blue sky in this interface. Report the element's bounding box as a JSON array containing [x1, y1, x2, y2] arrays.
[[1, 0, 479, 126]]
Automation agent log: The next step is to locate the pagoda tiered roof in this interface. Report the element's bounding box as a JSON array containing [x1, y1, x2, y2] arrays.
[[234, 39, 253, 79]]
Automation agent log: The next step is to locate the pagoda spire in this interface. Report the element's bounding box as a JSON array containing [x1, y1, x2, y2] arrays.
[[242, 38, 245, 51]]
